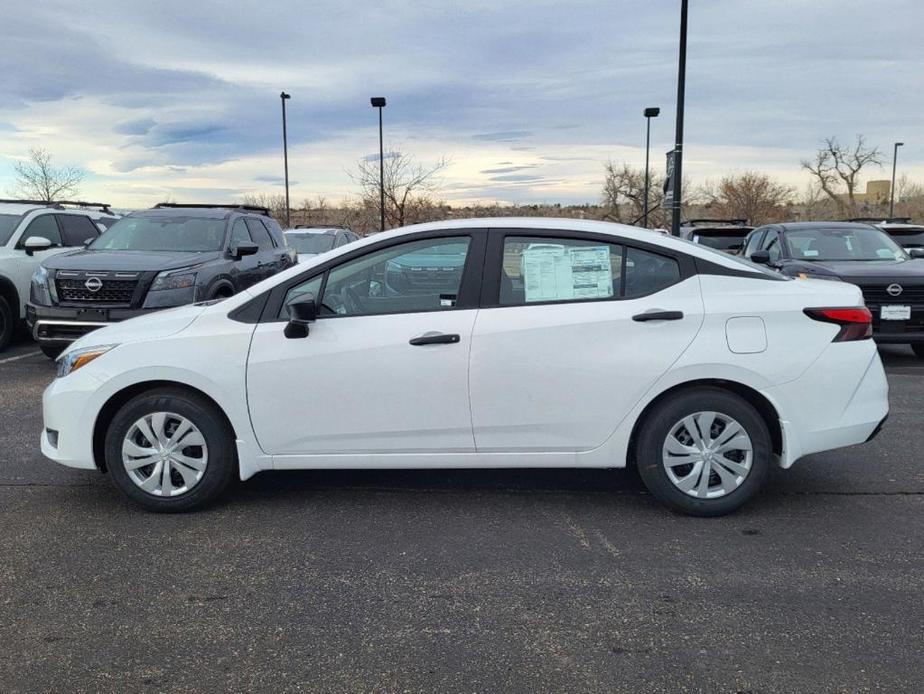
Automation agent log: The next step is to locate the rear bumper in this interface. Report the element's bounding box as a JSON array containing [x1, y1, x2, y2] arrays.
[[27, 303, 156, 343], [872, 331, 924, 344]]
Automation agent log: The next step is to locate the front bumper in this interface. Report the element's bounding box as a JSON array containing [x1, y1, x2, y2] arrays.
[[41, 373, 100, 470], [27, 303, 160, 344]]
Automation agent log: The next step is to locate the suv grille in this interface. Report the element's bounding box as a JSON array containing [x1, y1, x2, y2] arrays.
[[858, 282, 924, 332], [55, 273, 140, 305], [858, 283, 924, 306]]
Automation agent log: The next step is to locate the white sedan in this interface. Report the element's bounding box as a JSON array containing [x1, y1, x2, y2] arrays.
[[41, 218, 888, 515]]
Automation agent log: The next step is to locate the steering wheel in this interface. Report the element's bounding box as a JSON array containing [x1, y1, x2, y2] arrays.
[[340, 285, 363, 314]]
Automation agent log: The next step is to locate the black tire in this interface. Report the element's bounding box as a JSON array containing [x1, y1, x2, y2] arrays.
[[105, 387, 237, 512], [635, 387, 771, 517], [40, 344, 64, 360], [0, 295, 13, 352], [912, 344, 924, 359]]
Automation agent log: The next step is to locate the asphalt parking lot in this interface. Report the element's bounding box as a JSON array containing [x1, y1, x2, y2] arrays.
[[0, 338, 922, 693]]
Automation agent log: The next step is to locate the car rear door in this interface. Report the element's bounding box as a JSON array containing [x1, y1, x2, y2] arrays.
[[468, 229, 704, 452], [246, 230, 487, 457], [246, 218, 288, 280]]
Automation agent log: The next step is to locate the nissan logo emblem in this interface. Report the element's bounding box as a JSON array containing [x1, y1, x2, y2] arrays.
[[886, 283, 903, 297], [84, 277, 103, 293]]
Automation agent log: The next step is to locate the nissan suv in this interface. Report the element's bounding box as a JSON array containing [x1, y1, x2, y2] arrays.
[[28, 203, 295, 358], [0, 200, 119, 352]]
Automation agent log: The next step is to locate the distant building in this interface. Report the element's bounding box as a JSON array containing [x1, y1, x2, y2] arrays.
[[839, 179, 890, 205]]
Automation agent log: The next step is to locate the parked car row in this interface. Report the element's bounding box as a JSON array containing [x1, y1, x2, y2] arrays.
[[0, 200, 363, 357]]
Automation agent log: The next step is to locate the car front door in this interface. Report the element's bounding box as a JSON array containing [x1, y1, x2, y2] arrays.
[[8, 214, 70, 311], [246, 231, 486, 457], [245, 218, 287, 281], [227, 218, 262, 290], [468, 231, 704, 452]]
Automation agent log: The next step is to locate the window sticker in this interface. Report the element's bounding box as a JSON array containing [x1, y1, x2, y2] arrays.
[[521, 244, 613, 302], [803, 249, 819, 257]]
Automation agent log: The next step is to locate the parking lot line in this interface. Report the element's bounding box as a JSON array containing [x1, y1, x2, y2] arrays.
[[0, 351, 41, 365]]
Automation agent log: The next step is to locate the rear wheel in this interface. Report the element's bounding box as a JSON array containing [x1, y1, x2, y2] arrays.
[[105, 387, 237, 512], [0, 295, 13, 352], [635, 387, 771, 517], [912, 344, 924, 359]]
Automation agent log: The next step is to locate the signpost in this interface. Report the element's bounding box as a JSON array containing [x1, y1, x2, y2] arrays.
[[662, 150, 676, 210]]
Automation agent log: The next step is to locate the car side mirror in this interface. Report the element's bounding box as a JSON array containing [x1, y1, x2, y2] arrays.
[[908, 248, 924, 259], [749, 249, 771, 265], [284, 294, 318, 339], [230, 242, 259, 260], [23, 236, 53, 256]]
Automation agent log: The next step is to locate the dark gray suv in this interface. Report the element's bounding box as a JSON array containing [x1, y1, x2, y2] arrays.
[[28, 203, 295, 357]]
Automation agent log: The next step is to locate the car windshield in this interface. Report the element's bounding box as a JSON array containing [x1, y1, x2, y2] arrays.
[[286, 234, 335, 254], [691, 231, 747, 252], [90, 215, 226, 252], [785, 227, 908, 262], [0, 213, 23, 246]]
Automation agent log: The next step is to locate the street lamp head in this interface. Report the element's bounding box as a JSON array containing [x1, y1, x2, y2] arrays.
[[370, 97, 386, 108], [644, 107, 661, 118], [280, 92, 290, 100], [895, 142, 904, 147]]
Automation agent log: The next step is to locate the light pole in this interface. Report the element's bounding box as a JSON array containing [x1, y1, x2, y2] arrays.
[[890, 141, 904, 219], [280, 91, 291, 228], [643, 107, 660, 228], [670, 0, 689, 237], [370, 97, 387, 232]]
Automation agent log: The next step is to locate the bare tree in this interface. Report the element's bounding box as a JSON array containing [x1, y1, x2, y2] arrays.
[[241, 193, 288, 225], [701, 172, 794, 226], [601, 162, 666, 227], [12, 148, 85, 201], [801, 136, 883, 214], [351, 149, 448, 229]]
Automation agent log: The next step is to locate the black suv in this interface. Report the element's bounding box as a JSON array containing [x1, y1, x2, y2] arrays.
[[28, 203, 295, 357], [741, 221, 924, 357], [679, 219, 753, 254]]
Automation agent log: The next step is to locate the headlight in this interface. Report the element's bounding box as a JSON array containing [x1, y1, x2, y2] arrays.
[[30, 266, 54, 306], [150, 271, 198, 292], [56, 344, 118, 378]]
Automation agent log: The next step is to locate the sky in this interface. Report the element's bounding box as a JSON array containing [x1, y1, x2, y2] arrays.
[[0, 0, 922, 209]]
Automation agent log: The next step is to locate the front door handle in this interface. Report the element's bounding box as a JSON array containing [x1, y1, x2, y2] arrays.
[[409, 332, 461, 346], [632, 310, 684, 322]]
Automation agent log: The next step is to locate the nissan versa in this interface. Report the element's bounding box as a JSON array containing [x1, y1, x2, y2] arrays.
[[41, 219, 889, 515], [28, 203, 294, 358]]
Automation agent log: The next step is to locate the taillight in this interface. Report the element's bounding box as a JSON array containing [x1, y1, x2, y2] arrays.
[[804, 307, 873, 342]]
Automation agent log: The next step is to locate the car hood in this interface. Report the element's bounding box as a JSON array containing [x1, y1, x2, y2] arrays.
[[296, 252, 319, 263], [785, 258, 924, 281], [43, 249, 223, 272], [64, 303, 207, 354]]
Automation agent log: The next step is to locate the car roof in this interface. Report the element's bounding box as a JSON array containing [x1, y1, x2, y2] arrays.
[[0, 202, 44, 215], [130, 207, 233, 220], [285, 227, 341, 235], [768, 221, 883, 233]]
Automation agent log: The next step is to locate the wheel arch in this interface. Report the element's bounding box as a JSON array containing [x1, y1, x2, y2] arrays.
[[205, 275, 236, 299], [0, 275, 21, 320], [92, 379, 238, 472], [626, 378, 783, 466]]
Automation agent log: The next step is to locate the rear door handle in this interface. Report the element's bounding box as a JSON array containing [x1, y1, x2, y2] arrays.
[[632, 310, 684, 322], [409, 332, 461, 346]]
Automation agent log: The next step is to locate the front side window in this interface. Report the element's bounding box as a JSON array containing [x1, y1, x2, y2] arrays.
[[245, 218, 275, 250], [229, 219, 253, 247], [20, 214, 62, 247], [762, 231, 782, 262], [743, 230, 764, 258], [785, 227, 908, 262], [500, 236, 623, 305], [284, 236, 471, 318], [0, 213, 23, 246], [91, 215, 226, 252], [58, 214, 100, 246]]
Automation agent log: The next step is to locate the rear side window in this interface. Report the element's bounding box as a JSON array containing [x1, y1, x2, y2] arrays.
[[624, 247, 681, 298], [20, 214, 62, 247], [58, 215, 100, 246], [500, 236, 623, 305], [246, 218, 275, 250]]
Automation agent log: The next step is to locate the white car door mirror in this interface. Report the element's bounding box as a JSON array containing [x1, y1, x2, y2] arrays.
[[284, 294, 318, 339], [23, 236, 53, 256]]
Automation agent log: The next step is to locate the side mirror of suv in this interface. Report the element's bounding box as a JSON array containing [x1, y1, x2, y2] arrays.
[[230, 242, 259, 260], [749, 249, 772, 265], [284, 294, 318, 339], [23, 236, 53, 256], [908, 248, 924, 259]]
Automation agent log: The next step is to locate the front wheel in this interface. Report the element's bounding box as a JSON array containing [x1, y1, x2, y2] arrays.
[[911, 344, 924, 359], [104, 387, 237, 512], [0, 295, 13, 352], [635, 387, 771, 517]]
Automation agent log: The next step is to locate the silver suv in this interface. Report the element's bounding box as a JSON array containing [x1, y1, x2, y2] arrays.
[[0, 200, 119, 351]]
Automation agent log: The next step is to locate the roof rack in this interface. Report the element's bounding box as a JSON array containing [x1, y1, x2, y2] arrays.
[[685, 218, 750, 227], [849, 217, 913, 224], [0, 199, 113, 213], [153, 202, 271, 216]]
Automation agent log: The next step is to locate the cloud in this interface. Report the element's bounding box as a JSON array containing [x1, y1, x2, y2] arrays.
[[114, 118, 157, 136], [474, 130, 532, 143], [479, 165, 538, 174]]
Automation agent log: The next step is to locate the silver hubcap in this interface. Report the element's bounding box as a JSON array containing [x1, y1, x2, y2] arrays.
[[122, 412, 208, 497], [662, 411, 753, 499]]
